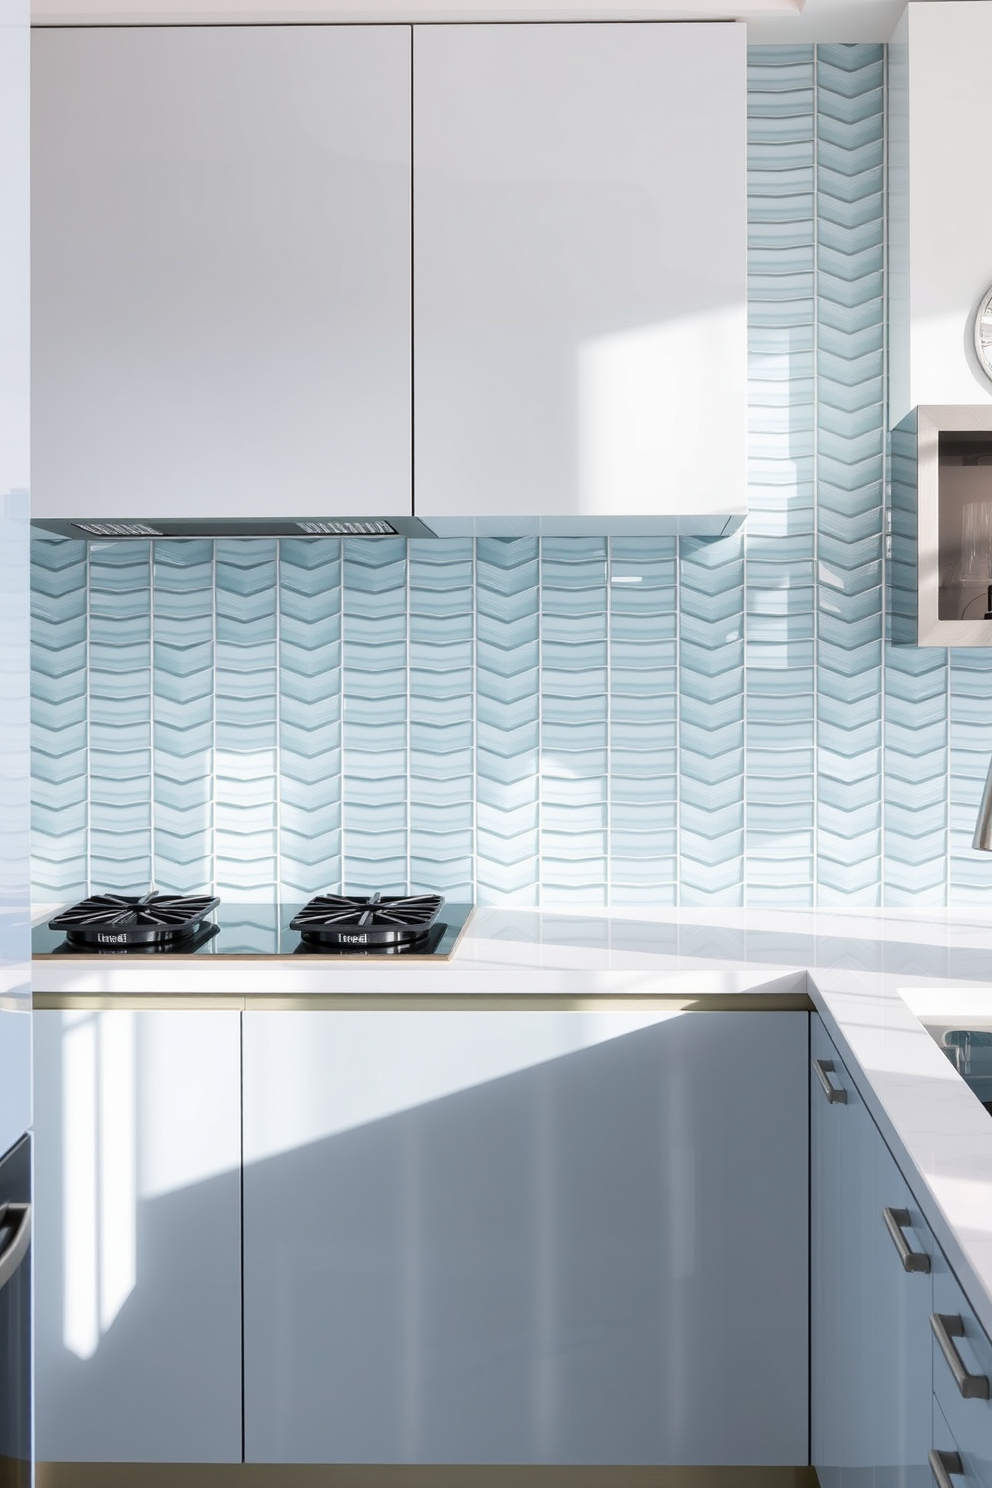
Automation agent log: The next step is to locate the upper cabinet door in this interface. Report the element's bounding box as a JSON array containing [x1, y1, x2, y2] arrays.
[[413, 22, 746, 537], [32, 26, 412, 523]]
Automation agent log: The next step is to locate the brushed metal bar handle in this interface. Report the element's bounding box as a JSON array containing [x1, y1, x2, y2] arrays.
[[0, 1203, 30, 1295], [883, 1206, 931, 1273], [929, 1449, 964, 1488], [932, 1313, 991, 1400], [813, 1057, 847, 1104]]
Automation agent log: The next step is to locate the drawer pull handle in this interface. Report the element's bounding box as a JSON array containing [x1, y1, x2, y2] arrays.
[[0, 1203, 30, 1296], [929, 1449, 964, 1488], [882, 1206, 930, 1273], [931, 1312, 991, 1400], [813, 1057, 847, 1104]]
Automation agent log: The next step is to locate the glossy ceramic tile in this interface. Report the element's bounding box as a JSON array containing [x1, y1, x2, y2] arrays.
[[29, 43, 992, 908]]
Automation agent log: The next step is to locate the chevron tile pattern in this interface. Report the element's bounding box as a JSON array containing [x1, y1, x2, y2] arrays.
[[815, 44, 886, 905], [609, 537, 678, 906], [745, 46, 816, 909], [475, 538, 539, 903], [409, 539, 474, 900], [30, 43, 992, 909], [31, 537, 88, 900], [153, 540, 214, 895], [279, 539, 342, 899]]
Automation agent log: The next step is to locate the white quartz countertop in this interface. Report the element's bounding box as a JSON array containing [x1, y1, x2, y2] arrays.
[[31, 902, 992, 1344]]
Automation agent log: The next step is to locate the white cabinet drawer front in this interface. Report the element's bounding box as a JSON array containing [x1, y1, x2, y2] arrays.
[[243, 1008, 807, 1465]]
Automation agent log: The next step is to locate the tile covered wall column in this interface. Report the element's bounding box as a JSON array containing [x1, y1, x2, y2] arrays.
[[745, 46, 816, 909], [152, 539, 214, 895], [87, 540, 152, 893], [213, 539, 278, 901], [475, 539, 539, 904], [342, 536, 408, 893], [278, 538, 342, 900], [540, 538, 608, 905], [608, 537, 678, 907], [815, 43, 885, 905], [678, 534, 745, 906], [408, 539, 474, 900], [31, 537, 88, 902]]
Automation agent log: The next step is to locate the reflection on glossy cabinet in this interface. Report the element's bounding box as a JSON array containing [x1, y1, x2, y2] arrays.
[[33, 1010, 242, 1464], [242, 1008, 808, 1466]]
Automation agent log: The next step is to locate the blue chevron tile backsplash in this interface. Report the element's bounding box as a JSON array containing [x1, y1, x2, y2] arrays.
[[30, 43, 992, 907]]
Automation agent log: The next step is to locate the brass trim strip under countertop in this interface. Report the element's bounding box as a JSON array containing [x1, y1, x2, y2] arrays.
[[32, 989, 813, 1013], [36, 1465, 818, 1488]]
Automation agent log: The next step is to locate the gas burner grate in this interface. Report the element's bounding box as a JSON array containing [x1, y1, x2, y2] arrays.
[[49, 893, 220, 947], [290, 892, 444, 948]]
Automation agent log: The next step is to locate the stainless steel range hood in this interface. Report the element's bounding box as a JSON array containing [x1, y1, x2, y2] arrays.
[[30, 516, 438, 541]]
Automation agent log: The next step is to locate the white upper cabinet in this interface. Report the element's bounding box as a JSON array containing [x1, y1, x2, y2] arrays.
[[889, 2, 992, 425], [33, 21, 746, 538], [32, 26, 413, 525], [413, 22, 747, 537]]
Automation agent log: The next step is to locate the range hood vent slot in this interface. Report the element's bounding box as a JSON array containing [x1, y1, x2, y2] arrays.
[[296, 520, 397, 536], [73, 521, 164, 537]]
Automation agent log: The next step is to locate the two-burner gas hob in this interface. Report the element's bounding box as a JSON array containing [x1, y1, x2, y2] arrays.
[[35, 892, 473, 959]]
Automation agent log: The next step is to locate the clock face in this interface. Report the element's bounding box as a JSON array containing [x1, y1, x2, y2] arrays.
[[976, 286, 992, 383]]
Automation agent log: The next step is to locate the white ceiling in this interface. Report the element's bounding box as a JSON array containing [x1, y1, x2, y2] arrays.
[[29, 0, 917, 41]]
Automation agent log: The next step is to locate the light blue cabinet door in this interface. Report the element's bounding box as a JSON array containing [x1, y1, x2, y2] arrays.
[[873, 1140, 933, 1488], [932, 1250, 992, 1486], [811, 1015, 874, 1488], [33, 1010, 242, 1463], [0, 0, 30, 1163], [933, 1393, 992, 1488], [243, 1008, 808, 1466]]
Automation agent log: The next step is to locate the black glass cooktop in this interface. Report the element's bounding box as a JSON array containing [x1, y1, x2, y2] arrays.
[[32, 901, 474, 959]]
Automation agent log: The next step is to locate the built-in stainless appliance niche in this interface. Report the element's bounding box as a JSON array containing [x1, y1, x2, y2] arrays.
[[937, 433, 992, 622], [889, 404, 992, 646]]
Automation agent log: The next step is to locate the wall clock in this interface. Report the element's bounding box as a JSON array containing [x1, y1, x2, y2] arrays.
[[976, 285, 992, 383]]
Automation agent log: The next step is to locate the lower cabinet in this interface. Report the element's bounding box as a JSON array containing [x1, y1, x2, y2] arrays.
[[812, 1014, 991, 1488], [931, 1254, 992, 1488], [241, 1007, 809, 1466], [33, 1008, 243, 1464]]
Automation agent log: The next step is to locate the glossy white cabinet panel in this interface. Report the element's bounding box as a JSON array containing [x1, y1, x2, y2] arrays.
[[243, 1008, 807, 1465], [413, 23, 746, 536], [32, 26, 412, 522], [33, 1010, 242, 1463], [0, 0, 30, 1161]]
